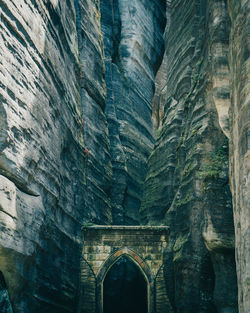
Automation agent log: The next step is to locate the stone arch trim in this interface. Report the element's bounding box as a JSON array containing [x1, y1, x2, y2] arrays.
[[81, 256, 96, 279], [96, 247, 154, 284], [82, 225, 169, 313], [96, 247, 155, 313]]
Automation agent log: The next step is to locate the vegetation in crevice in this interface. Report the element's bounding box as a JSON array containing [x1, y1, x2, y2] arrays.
[[199, 143, 228, 181]]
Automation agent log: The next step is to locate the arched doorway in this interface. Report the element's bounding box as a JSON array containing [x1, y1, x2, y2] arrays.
[[103, 256, 147, 313], [96, 248, 154, 313]]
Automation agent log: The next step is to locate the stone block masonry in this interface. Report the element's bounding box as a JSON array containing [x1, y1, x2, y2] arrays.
[[80, 225, 172, 313]]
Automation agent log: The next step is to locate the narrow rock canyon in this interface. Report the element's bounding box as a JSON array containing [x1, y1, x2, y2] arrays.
[[0, 0, 249, 312]]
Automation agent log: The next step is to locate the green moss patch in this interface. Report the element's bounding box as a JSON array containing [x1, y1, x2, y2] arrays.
[[199, 144, 228, 181], [173, 233, 189, 262]]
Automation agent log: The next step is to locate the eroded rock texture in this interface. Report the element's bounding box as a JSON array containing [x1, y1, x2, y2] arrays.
[[0, 271, 13, 313], [100, 0, 166, 224], [141, 0, 238, 312], [0, 0, 86, 312], [0, 0, 249, 312], [75, 0, 112, 224], [228, 1, 250, 312]]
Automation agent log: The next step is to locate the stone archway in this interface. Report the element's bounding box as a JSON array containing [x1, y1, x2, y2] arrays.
[[96, 247, 154, 313], [103, 256, 148, 313], [81, 225, 170, 313]]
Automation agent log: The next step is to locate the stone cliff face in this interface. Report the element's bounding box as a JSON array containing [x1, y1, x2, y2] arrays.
[[228, 1, 249, 312], [141, 1, 238, 312], [0, 0, 165, 311], [0, 271, 13, 313], [75, 0, 112, 225], [0, 0, 85, 312], [74, 0, 166, 226], [0, 0, 249, 312], [100, 0, 165, 224]]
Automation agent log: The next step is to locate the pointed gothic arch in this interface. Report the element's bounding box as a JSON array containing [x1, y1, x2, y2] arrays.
[[96, 247, 155, 313], [81, 225, 169, 313]]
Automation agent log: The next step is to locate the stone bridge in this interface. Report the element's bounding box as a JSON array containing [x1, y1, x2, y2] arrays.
[[79, 225, 171, 313]]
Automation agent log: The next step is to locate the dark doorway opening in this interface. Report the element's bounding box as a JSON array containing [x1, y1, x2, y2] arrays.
[[103, 256, 148, 313]]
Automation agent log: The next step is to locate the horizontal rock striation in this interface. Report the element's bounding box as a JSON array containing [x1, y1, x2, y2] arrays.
[[141, 0, 238, 312], [228, 1, 250, 312], [100, 0, 166, 224], [0, 0, 166, 310], [75, 0, 112, 224], [0, 0, 249, 312], [0, 0, 85, 312]]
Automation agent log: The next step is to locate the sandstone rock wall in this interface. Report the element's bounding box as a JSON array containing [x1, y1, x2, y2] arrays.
[[0, 0, 166, 310], [228, 1, 250, 312], [0, 271, 13, 313], [141, 0, 238, 312], [100, 0, 166, 224], [0, 0, 85, 312], [75, 0, 112, 225], [0, 0, 249, 312]]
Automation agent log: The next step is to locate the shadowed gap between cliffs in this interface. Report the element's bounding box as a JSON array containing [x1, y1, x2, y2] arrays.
[[0, 271, 13, 313]]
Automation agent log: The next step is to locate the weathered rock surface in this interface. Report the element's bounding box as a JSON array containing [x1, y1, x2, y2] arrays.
[[0, 0, 86, 312], [0, 271, 13, 313], [0, 0, 249, 312], [75, 0, 112, 225], [100, 0, 166, 224], [0, 0, 166, 310], [141, 1, 238, 312], [228, 1, 250, 312]]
